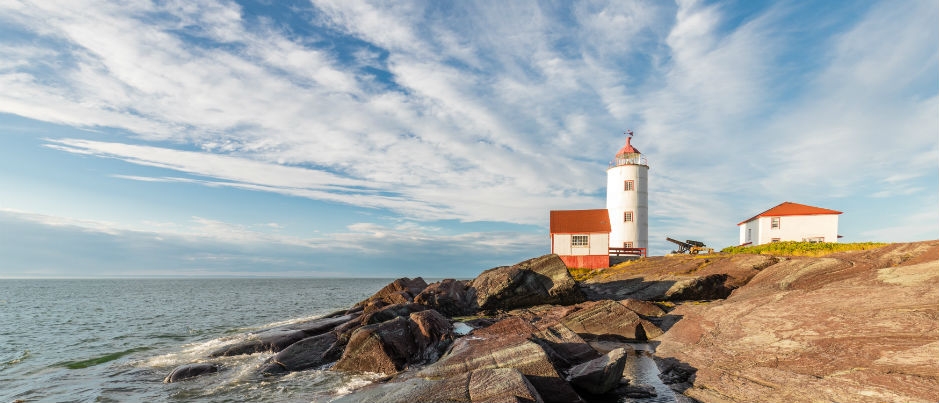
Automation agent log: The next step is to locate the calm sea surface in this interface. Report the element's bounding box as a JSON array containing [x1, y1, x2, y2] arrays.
[[0, 278, 392, 403]]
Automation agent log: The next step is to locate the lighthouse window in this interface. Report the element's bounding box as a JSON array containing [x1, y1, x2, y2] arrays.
[[571, 235, 589, 247], [624, 211, 633, 222], [624, 180, 634, 191]]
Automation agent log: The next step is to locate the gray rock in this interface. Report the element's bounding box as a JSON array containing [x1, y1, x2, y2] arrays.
[[471, 254, 585, 312], [259, 331, 343, 374], [566, 347, 629, 395], [561, 300, 663, 341], [330, 368, 544, 403], [163, 363, 220, 383]]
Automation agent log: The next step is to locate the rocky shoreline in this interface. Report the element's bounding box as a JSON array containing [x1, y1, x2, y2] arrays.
[[164, 241, 939, 403]]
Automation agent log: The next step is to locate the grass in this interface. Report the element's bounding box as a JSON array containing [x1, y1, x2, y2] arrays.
[[567, 267, 603, 282], [721, 241, 887, 257]]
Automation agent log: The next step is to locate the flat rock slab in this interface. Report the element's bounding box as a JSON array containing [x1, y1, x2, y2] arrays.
[[418, 332, 584, 403], [561, 300, 663, 341], [655, 241, 939, 403], [331, 368, 544, 403]]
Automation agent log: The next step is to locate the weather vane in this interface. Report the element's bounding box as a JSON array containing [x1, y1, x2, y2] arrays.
[[625, 129, 634, 138]]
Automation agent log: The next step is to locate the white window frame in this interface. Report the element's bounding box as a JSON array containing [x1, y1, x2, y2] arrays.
[[771, 217, 780, 229], [571, 235, 589, 248]]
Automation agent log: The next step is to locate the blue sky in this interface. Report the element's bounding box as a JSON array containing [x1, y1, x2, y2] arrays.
[[0, 0, 936, 278]]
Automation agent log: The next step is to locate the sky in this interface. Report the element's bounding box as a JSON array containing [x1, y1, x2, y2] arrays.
[[0, 0, 936, 278]]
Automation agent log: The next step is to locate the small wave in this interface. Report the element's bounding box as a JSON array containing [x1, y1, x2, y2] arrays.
[[60, 347, 150, 369], [1, 350, 30, 369]]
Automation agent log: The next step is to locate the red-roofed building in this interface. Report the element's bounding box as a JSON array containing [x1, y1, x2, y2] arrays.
[[738, 202, 842, 245], [550, 209, 611, 269]]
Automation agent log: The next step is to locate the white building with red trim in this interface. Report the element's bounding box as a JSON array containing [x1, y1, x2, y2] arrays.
[[549, 209, 611, 269], [738, 202, 842, 245], [606, 134, 649, 250]]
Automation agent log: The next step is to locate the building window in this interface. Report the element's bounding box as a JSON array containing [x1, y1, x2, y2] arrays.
[[771, 217, 780, 229], [623, 242, 633, 248], [571, 235, 589, 247], [624, 211, 633, 222], [771, 238, 781, 243], [803, 237, 824, 243], [624, 180, 634, 191]]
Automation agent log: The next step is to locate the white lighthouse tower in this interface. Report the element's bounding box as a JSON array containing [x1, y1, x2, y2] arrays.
[[607, 130, 649, 251]]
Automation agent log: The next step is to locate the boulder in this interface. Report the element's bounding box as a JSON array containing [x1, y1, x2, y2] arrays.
[[361, 302, 427, 325], [333, 316, 416, 375], [357, 277, 429, 308], [566, 347, 629, 395], [561, 300, 663, 341], [472, 254, 585, 312], [163, 363, 220, 383], [409, 310, 454, 364], [209, 328, 309, 357], [414, 279, 474, 316], [533, 323, 600, 369], [418, 332, 584, 403], [259, 332, 343, 374]]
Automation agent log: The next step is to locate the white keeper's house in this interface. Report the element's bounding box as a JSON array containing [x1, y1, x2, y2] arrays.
[[738, 201, 842, 245]]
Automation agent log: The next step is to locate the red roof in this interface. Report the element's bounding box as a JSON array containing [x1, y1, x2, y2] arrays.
[[738, 202, 842, 225], [550, 209, 611, 233], [616, 137, 640, 156]]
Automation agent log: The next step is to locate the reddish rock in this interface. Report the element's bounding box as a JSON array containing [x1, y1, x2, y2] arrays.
[[561, 300, 663, 341], [471, 254, 585, 312], [333, 316, 416, 374], [357, 277, 429, 308], [469, 367, 545, 403], [361, 302, 427, 325], [409, 310, 454, 363], [618, 299, 667, 317], [418, 331, 584, 403], [329, 368, 544, 403], [655, 241, 939, 403], [414, 279, 474, 316]]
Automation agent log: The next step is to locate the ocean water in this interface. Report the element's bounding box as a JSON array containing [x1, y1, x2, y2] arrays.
[[1, 279, 676, 403], [0, 278, 392, 403]]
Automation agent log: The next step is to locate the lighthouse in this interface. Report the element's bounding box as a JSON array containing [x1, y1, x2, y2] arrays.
[[607, 130, 649, 250]]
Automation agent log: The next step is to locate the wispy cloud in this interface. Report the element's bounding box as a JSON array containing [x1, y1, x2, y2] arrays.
[[0, 0, 935, 264]]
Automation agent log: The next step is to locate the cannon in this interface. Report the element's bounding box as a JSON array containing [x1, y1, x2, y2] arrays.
[[666, 237, 714, 255]]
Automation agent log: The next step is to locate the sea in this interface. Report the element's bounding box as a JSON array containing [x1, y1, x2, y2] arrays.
[[0, 278, 392, 403], [0, 278, 676, 403]]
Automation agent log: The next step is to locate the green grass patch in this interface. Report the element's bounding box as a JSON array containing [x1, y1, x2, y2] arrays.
[[567, 267, 603, 282], [60, 347, 150, 369], [721, 241, 887, 257]]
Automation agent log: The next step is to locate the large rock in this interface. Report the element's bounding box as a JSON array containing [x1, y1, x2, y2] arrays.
[[209, 313, 356, 357], [333, 316, 416, 375], [414, 279, 474, 316], [408, 310, 454, 364], [163, 363, 220, 383], [561, 300, 663, 341], [566, 347, 629, 395], [361, 302, 427, 325], [258, 331, 344, 374], [209, 328, 309, 357], [618, 299, 666, 317], [655, 241, 939, 403], [418, 330, 584, 403], [472, 254, 585, 312], [331, 368, 544, 403], [357, 277, 429, 309]]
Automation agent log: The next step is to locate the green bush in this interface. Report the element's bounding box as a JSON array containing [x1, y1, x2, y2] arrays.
[[721, 241, 886, 257]]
